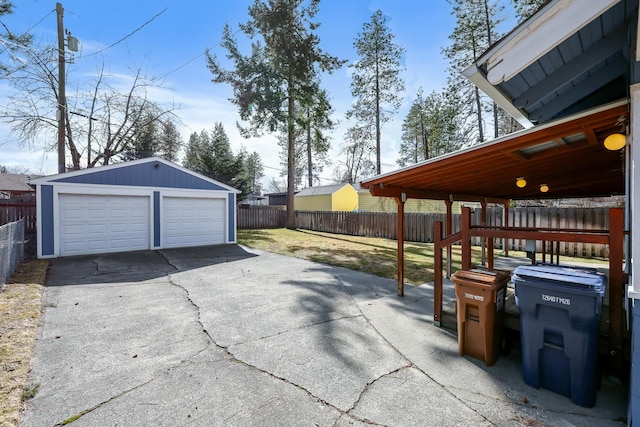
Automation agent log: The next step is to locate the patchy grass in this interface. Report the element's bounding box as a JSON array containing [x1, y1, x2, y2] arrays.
[[238, 228, 607, 285], [0, 259, 48, 427], [240, 229, 488, 284]]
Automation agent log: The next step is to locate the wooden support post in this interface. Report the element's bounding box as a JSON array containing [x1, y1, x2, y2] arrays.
[[395, 196, 405, 297], [434, 221, 443, 326], [503, 202, 510, 257], [445, 198, 453, 278], [461, 207, 472, 270], [486, 201, 494, 271], [481, 200, 487, 267], [608, 207, 625, 377]]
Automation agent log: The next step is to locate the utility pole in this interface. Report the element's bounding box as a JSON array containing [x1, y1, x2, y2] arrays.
[[56, 2, 66, 174]]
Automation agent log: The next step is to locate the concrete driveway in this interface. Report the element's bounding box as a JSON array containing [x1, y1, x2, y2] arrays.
[[21, 245, 627, 426]]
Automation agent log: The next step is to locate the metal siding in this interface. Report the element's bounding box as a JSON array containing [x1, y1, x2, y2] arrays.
[[41, 185, 54, 256], [228, 193, 235, 242], [54, 162, 227, 190], [154, 191, 160, 247]]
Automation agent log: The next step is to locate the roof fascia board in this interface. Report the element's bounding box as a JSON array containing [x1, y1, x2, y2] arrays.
[[482, 0, 621, 85], [360, 99, 627, 186], [462, 65, 534, 128]]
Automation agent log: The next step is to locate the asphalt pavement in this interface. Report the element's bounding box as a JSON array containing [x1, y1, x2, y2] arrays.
[[21, 245, 628, 426]]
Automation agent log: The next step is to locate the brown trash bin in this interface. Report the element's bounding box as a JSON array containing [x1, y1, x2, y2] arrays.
[[452, 269, 510, 366]]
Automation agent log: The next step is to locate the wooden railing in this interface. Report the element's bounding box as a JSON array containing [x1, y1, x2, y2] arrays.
[[432, 206, 626, 377]]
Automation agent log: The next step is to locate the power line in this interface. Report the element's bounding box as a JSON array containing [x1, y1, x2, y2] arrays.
[[153, 27, 243, 81], [79, 7, 168, 59]]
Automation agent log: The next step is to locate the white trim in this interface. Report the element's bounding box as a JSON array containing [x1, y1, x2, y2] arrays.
[[480, 0, 620, 85], [462, 65, 534, 128]]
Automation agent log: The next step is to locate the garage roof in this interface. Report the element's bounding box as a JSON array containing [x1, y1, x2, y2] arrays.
[[30, 157, 240, 193], [361, 101, 627, 203]]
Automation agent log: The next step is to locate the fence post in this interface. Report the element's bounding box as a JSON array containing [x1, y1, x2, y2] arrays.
[[434, 221, 443, 326], [461, 207, 471, 270]]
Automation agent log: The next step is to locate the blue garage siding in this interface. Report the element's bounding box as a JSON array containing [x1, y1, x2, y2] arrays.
[[54, 161, 228, 191], [41, 185, 54, 256], [153, 191, 160, 247], [228, 193, 235, 242]]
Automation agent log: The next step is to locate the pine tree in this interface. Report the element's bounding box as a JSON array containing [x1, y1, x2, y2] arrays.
[[207, 0, 344, 229], [512, 0, 548, 22], [397, 88, 460, 166], [159, 120, 182, 162], [0, 1, 32, 75], [443, 0, 504, 145], [348, 9, 405, 175]]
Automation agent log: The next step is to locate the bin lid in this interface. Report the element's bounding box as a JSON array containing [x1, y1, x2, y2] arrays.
[[451, 269, 511, 285], [512, 264, 606, 294]]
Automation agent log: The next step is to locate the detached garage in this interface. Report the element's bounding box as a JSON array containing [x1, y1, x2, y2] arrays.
[[31, 157, 239, 258]]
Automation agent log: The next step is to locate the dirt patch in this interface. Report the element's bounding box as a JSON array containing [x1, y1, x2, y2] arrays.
[[0, 259, 48, 427]]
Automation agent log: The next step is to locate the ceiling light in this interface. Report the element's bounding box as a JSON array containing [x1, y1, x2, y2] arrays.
[[516, 177, 527, 188], [604, 133, 627, 151], [540, 184, 549, 193]]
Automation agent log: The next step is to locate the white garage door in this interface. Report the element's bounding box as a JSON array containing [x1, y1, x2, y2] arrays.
[[163, 197, 225, 248], [59, 194, 150, 256]]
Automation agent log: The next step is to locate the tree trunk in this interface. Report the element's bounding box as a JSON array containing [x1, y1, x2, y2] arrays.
[[306, 106, 313, 187], [286, 78, 297, 230]]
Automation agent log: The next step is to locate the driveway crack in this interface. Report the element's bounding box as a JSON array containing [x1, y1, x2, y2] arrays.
[[53, 379, 154, 426]]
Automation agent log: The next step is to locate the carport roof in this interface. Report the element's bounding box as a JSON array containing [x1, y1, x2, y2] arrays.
[[361, 101, 627, 204]]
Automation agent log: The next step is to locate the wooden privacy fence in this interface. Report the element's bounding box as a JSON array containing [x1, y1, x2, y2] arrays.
[[479, 207, 610, 258], [238, 206, 612, 258], [237, 206, 287, 229], [0, 197, 36, 232]]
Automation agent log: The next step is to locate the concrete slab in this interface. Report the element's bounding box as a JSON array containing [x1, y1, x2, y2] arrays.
[[21, 245, 628, 426]]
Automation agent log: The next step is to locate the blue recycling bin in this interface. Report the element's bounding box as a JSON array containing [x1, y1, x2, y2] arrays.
[[512, 264, 606, 408]]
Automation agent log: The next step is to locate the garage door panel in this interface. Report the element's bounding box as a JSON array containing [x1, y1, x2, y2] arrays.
[[162, 197, 225, 248], [60, 194, 150, 256]]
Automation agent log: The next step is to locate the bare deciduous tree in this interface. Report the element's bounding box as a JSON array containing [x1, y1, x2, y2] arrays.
[[1, 44, 178, 170]]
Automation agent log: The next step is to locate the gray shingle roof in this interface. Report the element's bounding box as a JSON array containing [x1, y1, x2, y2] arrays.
[[0, 174, 36, 192]]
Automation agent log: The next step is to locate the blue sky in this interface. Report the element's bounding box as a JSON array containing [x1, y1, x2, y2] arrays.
[[0, 0, 516, 186]]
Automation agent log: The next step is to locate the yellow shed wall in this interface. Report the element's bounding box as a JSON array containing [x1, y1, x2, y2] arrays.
[[331, 185, 359, 211], [358, 193, 464, 214], [295, 194, 332, 211]]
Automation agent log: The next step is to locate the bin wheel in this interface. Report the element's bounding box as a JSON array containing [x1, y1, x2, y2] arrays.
[[500, 332, 512, 356]]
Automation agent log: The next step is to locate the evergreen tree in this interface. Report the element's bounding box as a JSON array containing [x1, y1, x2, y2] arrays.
[[244, 150, 264, 195], [207, 0, 344, 229], [443, 0, 504, 145], [300, 87, 333, 187], [0, 1, 32, 75], [348, 9, 405, 174], [181, 124, 257, 199], [183, 131, 204, 172], [512, 0, 548, 22], [159, 120, 182, 162], [120, 112, 160, 161], [397, 88, 459, 166]]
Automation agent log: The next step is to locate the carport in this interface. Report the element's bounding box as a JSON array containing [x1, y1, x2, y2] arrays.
[[361, 101, 628, 376], [361, 0, 637, 388], [31, 157, 239, 258]]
